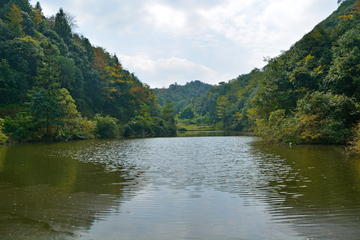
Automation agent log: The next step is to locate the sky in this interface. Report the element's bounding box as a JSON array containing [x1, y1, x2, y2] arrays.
[[30, 0, 340, 88]]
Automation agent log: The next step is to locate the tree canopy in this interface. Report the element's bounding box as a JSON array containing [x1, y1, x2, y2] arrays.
[[0, 1, 176, 141]]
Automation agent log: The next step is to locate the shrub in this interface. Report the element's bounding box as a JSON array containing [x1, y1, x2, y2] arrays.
[[122, 124, 133, 137], [57, 115, 96, 140], [254, 109, 301, 144], [121, 117, 176, 137], [0, 118, 8, 143], [296, 92, 357, 144], [178, 106, 195, 119], [150, 123, 165, 136], [95, 115, 119, 138], [254, 92, 357, 145], [2, 112, 37, 141]]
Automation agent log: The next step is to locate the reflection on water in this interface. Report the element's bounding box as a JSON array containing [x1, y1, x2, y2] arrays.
[[0, 141, 135, 240], [0, 135, 360, 239], [250, 143, 360, 239]]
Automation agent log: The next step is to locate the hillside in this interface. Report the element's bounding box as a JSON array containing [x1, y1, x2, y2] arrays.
[[171, 0, 360, 143], [251, 0, 360, 144], [2, 0, 360, 147], [174, 69, 262, 131], [0, 0, 176, 143], [153, 80, 212, 114]]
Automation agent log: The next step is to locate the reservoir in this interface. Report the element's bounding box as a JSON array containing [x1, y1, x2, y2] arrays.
[[0, 133, 360, 239]]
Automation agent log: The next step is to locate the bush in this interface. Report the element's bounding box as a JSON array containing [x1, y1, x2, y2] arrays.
[[0, 118, 8, 143], [56, 115, 96, 140], [2, 112, 37, 141], [148, 122, 164, 136], [129, 121, 144, 135], [254, 92, 357, 145], [121, 117, 176, 137], [296, 92, 356, 144], [95, 115, 119, 138], [216, 121, 225, 130], [165, 123, 177, 135], [254, 109, 301, 144], [178, 106, 195, 119], [351, 124, 360, 154], [122, 124, 133, 137]]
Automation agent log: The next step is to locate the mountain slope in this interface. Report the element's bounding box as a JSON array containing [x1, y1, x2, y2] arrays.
[[251, 0, 360, 144], [0, 0, 176, 141]]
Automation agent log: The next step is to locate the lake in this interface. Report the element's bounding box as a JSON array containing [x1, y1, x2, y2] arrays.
[[0, 133, 360, 239]]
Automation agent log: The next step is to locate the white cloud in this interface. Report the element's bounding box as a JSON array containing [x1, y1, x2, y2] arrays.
[[30, 0, 339, 87], [119, 55, 231, 87], [119, 54, 156, 72], [196, 0, 338, 69], [144, 4, 187, 33]]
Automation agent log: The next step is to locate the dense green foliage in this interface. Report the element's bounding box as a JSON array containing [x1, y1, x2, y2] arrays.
[[0, 0, 176, 142], [161, 69, 262, 131], [251, 0, 360, 145], [178, 106, 195, 119], [153, 80, 212, 114], [158, 0, 360, 148], [3, 0, 360, 149]]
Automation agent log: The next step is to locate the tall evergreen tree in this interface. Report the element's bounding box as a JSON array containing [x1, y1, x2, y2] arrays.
[[34, 1, 42, 13], [53, 8, 71, 39]]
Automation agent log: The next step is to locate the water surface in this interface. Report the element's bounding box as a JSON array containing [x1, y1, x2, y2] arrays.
[[0, 134, 360, 239]]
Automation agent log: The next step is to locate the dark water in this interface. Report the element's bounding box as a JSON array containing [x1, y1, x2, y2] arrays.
[[0, 133, 360, 239]]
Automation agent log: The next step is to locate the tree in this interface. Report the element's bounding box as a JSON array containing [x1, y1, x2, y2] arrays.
[[32, 2, 43, 30], [95, 115, 118, 138], [215, 95, 230, 121], [53, 8, 71, 39], [28, 87, 64, 139], [28, 44, 78, 139], [35, 45, 60, 89], [57, 56, 76, 90], [35, 1, 42, 13], [178, 106, 195, 119], [132, 103, 152, 123], [325, 26, 360, 100], [0, 59, 16, 104], [5, 4, 23, 36], [21, 11, 35, 36], [162, 100, 175, 123]]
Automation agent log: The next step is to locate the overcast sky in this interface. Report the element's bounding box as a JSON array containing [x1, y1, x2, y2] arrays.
[[30, 0, 340, 88]]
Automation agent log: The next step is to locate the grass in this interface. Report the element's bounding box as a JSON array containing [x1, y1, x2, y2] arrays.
[[176, 122, 215, 131]]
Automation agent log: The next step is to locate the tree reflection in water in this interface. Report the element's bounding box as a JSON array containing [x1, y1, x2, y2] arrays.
[[0, 141, 138, 239]]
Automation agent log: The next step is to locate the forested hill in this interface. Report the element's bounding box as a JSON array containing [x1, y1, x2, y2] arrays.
[[166, 69, 262, 131], [171, 0, 360, 147], [0, 0, 176, 142], [153, 80, 212, 114], [2, 0, 360, 147], [251, 0, 360, 145]]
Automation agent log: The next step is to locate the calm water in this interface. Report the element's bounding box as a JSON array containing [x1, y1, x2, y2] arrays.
[[0, 133, 360, 239]]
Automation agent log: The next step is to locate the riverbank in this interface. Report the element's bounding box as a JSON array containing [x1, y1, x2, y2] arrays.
[[0, 118, 7, 144], [0, 115, 176, 144], [176, 122, 215, 131]]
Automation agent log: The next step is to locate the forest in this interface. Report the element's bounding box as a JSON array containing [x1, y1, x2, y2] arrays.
[[251, 0, 360, 146], [153, 80, 212, 115], [155, 0, 360, 150], [2, 0, 360, 151], [0, 0, 176, 143]]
